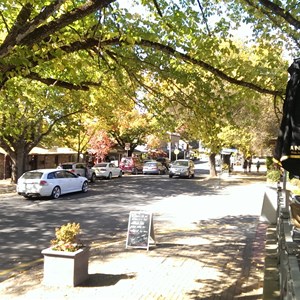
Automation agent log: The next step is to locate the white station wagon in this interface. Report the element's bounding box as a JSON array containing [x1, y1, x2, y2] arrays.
[[17, 169, 89, 199]]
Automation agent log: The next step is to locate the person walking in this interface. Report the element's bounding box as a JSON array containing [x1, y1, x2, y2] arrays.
[[256, 160, 261, 172], [248, 158, 252, 172], [243, 159, 248, 173]]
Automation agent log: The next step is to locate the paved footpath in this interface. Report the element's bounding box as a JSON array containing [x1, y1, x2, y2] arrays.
[[0, 171, 279, 299]]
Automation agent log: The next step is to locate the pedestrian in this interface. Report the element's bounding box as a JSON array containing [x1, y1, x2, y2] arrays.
[[248, 158, 252, 172], [256, 160, 261, 172], [243, 159, 248, 173]]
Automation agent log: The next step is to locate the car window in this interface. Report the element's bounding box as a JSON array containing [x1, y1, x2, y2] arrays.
[[146, 162, 157, 167], [65, 171, 77, 178], [55, 171, 66, 178], [61, 164, 73, 169], [121, 158, 131, 166], [109, 163, 115, 168], [22, 171, 43, 179], [47, 172, 56, 179]]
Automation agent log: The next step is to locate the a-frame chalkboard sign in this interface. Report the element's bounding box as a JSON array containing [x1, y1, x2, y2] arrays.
[[126, 211, 156, 251]]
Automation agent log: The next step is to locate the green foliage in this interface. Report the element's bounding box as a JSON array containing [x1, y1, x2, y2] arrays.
[[266, 170, 281, 183], [51, 222, 84, 252], [266, 156, 274, 171], [0, 0, 295, 181]]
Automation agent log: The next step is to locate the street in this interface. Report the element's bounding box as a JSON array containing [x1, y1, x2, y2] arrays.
[[0, 161, 267, 283]]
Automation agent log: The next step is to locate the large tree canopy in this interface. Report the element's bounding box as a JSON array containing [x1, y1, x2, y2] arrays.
[[0, 0, 298, 180], [0, 0, 294, 94]]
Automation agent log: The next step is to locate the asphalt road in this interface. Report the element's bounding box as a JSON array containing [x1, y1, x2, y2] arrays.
[[0, 162, 214, 282]]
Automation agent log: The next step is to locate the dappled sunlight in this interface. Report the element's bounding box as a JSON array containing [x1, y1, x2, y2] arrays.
[[0, 173, 267, 298], [86, 215, 265, 299]]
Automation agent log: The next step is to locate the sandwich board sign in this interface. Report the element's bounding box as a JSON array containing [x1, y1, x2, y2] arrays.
[[126, 211, 156, 251]]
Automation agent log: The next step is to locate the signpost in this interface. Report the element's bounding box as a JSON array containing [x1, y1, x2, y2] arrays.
[[125, 143, 130, 156], [126, 211, 156, 251], [174, 149, 180, 160]]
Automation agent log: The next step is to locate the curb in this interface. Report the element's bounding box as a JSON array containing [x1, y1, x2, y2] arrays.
[[263, 225, 280, 299]]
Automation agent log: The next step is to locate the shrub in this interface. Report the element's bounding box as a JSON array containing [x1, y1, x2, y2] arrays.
[[51, 222, 84, 252]]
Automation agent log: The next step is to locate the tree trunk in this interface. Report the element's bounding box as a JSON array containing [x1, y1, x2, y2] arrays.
[[209, 153, 217, 177], [8, 144, 30, 183]]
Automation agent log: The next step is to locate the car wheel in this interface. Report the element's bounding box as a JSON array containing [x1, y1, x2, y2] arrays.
[[82, 181, 88, 193], [51, 186, 61, 199], [169, 174, 173, 178], [107, 172, 112, 180], [90, 173, 96, 183], [118, 171, 123, 177]]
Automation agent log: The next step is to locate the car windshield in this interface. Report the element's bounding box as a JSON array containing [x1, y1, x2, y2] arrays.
[[22, 171, 43, 179], [173, 161, 188, 166], [121, 158, 132, 166], [145, 162, 157, 167]]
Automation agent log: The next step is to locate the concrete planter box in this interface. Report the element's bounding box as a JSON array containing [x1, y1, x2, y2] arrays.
[[41, 246, 90, 287]]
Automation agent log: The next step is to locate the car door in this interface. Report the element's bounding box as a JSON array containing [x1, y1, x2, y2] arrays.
[[75, 164, 86, 177], [64, 171, 82, 192], [54, 170, 70, 194], [109, 163, 119, 177]]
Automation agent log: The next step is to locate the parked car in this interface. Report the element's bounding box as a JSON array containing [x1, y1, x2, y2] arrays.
[[92, 162, 123, 179], [119, 157, 143, 174], [143, 161, 167, 175], [17, 169, 88, 199], [59, 162, 96, 183], [169, 159, 195, 178]]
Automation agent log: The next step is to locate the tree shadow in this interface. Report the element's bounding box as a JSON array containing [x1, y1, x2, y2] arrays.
[[82, 272, 136, 287]]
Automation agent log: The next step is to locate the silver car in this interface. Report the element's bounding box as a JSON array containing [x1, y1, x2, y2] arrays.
[[143, 161, 167, 175], [169, 159, 195, 178], [17, 169, 88, 199]]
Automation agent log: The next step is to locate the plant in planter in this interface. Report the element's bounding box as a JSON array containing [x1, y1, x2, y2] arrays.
[[41, 222, 90, 287]]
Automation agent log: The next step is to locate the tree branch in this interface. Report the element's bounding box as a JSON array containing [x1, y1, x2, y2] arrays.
[[0, 1, 64, 58], [258, 0, 300, 30], [0, 36, 284, 97], [25, 72, 90, 90], [18, 0, 115, 48], [196, 0, 211, 35]]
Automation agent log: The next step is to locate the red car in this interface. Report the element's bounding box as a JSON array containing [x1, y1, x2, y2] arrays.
[[119, 157, 143, 174]]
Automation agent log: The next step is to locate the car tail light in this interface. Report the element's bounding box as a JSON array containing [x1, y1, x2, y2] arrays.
[[39, 180, 48, 186]]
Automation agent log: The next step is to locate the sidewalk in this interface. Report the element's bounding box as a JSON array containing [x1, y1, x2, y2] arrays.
[[0, 171, 279, 299], [0, 178, 16, 194]]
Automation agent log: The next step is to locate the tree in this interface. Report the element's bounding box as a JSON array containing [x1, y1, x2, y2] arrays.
[[0, 0, 296, 181], [0, 80, 87, 181], [107, 109, 157, 157], [88, 129, 114, 163], [0, 1, 290, 96]]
